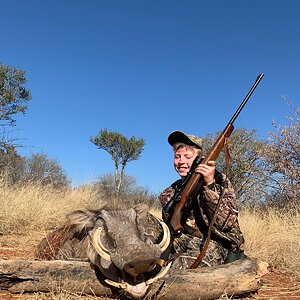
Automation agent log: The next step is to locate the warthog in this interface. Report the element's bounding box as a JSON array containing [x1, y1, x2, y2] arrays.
[[37, 204, 171, 299]]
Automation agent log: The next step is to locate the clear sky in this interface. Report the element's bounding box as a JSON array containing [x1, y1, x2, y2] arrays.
[[1, 0, 299, 193]]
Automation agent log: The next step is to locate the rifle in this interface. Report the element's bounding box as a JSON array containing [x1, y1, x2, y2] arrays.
[[164, 73, 264, 236]]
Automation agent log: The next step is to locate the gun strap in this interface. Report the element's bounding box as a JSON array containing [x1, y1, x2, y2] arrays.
[[188, 186, 226, 269], [189, 137, 231, 269], [224, 136, 231, 167]]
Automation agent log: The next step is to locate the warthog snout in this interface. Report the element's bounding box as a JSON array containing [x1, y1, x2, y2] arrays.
[[123, 256, 157, 277]]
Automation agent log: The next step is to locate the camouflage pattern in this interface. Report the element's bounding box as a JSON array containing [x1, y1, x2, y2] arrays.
[[171, 233, 226, 269], [168, 130, 203, 149], [160, 170, 245, 268]]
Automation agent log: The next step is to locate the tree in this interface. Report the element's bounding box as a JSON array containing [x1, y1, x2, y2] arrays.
[[0, 63, 31, 128], [90, 129, 145, 198], [23, 153, 69, 190], [265, 102, 300, 207], [0, 142, 25, 184], [92, 173, 158, 208], [203, 128, 271, 204], [0, 63, 31, 165]]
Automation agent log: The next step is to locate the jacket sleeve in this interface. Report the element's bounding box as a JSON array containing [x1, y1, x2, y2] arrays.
[[159, 186, 175, 208], [199, 173, 240, 233]]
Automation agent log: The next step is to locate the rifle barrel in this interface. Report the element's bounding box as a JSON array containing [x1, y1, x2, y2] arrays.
[[229, 73, 264, 125]]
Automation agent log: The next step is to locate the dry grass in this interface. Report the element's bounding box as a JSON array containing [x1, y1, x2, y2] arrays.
[[240, 206, 300, 276], [0, 178, 300, 299], [0, 178, 105, 235]]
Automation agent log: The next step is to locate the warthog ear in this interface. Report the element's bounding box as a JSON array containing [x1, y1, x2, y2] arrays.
[[134, 203, 149, 220], [66, 209, 98, 232], [134, 204, 150, 241]]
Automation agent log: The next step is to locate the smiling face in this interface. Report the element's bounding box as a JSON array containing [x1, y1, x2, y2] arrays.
[[173, 145, 199, 178]]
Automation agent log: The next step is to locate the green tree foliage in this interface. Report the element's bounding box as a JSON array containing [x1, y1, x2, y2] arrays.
[[203, 128, 271, 204], [90, 129, 145, 197], [0, 63, 31, 127], [0, 63, 31, 175]]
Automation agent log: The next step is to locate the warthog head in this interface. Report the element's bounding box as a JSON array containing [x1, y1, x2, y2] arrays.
[[37, 204, 171, 299]]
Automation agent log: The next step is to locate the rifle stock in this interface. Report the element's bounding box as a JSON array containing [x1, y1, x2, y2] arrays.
[[169, 73, 264, 234]]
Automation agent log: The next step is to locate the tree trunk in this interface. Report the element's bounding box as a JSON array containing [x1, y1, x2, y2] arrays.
[[0, 258, 268, 299], [114, 162, 119, 198]]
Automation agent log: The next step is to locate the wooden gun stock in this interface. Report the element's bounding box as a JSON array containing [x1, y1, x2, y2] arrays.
[[169, 73, 264, 235]]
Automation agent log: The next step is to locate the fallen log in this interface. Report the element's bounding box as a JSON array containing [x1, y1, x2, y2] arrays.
[[0, 257, 268, 299], [0, 259, 111, 296]]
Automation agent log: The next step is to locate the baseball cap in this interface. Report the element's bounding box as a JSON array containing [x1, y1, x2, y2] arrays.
[[168, 130, 203, 149]]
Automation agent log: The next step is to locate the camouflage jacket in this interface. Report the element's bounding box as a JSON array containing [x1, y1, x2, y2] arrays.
[[159, 171, 245, 254]]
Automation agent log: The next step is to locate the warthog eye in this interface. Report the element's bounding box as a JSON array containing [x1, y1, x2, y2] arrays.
[[149, 261, 156, 270], [104, 234, 116, 250]]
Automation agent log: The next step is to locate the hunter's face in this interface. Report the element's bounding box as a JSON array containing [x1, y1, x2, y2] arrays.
[[174, 146, 197, 178]]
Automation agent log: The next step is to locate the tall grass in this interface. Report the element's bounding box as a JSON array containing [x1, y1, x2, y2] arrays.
[[0, 177, 299, 277], [0, 177, 104, 235], [240, 206, 300, 276]]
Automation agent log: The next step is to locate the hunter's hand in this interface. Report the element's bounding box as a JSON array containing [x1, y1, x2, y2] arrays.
[[195, 160, 216, 185]]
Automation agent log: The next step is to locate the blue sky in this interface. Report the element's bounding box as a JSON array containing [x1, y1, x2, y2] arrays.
[[1, 1, 299, 193]]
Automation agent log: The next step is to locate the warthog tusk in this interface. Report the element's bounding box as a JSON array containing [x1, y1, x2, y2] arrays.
[[92, 227, 111, 262], [158, 220, 171, 252], [104, 279, 127, 289], [105, 280, 149, 298], [104, 262, 172, 290], [146, 261, 172, 285]]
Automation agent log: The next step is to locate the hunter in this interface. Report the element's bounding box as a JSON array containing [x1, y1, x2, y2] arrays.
[[160, 130, 246, 269]]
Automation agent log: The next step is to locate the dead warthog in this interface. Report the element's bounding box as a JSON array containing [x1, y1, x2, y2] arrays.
[[37, 204, 171, 299]]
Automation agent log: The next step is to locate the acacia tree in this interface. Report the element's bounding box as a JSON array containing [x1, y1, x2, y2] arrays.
[[90, 129, 145, 198]]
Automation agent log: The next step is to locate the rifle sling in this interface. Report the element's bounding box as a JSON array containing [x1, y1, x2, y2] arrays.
[[188, 185, 226, 269]]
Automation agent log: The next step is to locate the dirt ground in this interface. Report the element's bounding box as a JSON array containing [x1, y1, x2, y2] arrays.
[[0, 234, 299, 300]]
